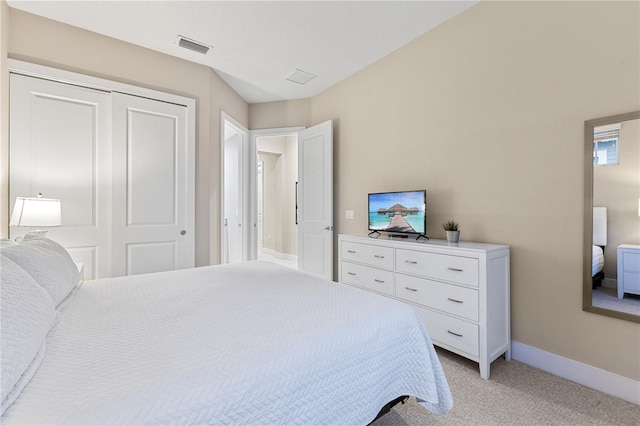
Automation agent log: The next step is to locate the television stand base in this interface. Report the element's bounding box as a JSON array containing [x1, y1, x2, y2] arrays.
[[389, 234, 409, 239]]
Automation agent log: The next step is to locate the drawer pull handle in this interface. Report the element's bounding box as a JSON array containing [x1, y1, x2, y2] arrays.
[[347, 250, 356, 254], [405, 260, 418, 265], [374, 255, 385, 259], [405, 286, 418, 292], [447, 298, 464, 304], [347, 272, 356, 276], [448, 267, 463, 272], [447, 330, 463, 337], [374, 279, 385, 283]]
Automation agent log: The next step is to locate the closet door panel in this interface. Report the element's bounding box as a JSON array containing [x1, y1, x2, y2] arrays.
[[127, 108, 177, 226], [112, 92, 194, 277], [9, 74, 112, 279]]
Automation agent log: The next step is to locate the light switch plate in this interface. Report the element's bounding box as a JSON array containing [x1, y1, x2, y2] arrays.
[[345, 210, 355, 220]]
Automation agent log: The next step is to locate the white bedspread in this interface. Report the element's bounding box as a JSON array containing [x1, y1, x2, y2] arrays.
[[593, 245, 604, 276], [2, 261, 452, 425]]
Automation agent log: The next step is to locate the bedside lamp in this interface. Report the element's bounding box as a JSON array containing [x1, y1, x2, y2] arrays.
[[9, 194, 61, 238]]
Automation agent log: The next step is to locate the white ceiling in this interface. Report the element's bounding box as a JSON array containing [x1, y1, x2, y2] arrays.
[[7, 0, 477, 104]]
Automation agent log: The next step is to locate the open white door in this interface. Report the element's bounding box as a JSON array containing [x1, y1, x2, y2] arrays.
[[221, 113, 250, 264], [297, 120, 333, 279]]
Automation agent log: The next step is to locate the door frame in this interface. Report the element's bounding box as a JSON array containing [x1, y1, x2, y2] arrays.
[[248, 127, 304, 261], [220, 111, 250, 263]]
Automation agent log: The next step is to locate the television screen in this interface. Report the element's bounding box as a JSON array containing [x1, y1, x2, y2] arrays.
[[368, 190, 426, 235]]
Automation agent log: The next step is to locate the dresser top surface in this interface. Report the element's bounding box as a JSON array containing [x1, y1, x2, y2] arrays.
[[339, 234, 509, 252], [618, 244, 640, 250]]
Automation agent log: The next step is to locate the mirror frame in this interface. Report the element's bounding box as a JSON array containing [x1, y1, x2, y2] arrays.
[[583, 110, 640, 323]]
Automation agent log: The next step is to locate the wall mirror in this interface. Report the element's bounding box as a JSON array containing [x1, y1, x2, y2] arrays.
[[583, 111, 640, 323]]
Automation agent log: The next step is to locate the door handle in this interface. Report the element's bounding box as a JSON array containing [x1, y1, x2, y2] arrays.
[[180, 230, 186, 235], [323, 226, 334, 231]]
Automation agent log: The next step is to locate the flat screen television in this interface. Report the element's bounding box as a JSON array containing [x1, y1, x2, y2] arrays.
[[368, 190, 426, 237]]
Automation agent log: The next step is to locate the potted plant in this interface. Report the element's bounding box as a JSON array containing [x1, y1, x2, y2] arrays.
[[442, 220, 460, 243]]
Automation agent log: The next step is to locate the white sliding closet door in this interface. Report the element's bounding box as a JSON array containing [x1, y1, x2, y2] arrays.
[[111, 93, 194, 276], [9, 67, 195, 279], [9, 74, 112, 279]]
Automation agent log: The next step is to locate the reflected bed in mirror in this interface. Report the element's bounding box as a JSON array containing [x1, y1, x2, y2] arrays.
[[584, 111, 640, 323]]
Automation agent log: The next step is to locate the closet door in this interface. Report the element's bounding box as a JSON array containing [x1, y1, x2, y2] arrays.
[[9, 74, 112, 279], [111, 93, 194, 276]]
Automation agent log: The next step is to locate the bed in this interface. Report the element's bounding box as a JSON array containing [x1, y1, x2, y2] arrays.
[[1, 238, 452, 425], [592, 207, 607, 288]]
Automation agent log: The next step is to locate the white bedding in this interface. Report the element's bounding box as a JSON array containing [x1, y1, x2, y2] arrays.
[[592, 245, 604, 276], [2, 261, 452, 425]]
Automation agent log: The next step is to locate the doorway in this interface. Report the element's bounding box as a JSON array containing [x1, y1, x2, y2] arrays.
[[256, 134, 298, 269], [227, 121, 332, 278]]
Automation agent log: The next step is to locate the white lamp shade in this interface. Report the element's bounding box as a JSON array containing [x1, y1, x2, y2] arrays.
[[9, 197, 61, 227]]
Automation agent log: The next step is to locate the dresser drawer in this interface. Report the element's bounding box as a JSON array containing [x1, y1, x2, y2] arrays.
[[622, 252, 640, 273], [341, 241, 394, 270], [396, 249, 479, 287], [622, 272, 640, 293], [396, 274, 479, 321], [415, 306, 479, 357], [340, 261, 394, 296]]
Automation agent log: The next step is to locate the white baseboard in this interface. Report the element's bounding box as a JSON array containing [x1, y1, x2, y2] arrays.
[[260, 248, 297, 262], [602, 277, 617, 289], [511, 341, 639, 405]]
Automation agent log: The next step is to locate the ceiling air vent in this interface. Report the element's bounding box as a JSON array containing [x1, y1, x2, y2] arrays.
[[286, 69, 317, 85], [177, 35, 210, 55]]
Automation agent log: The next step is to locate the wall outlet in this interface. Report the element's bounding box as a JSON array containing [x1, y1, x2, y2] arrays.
[[345, 210, 355, 220]]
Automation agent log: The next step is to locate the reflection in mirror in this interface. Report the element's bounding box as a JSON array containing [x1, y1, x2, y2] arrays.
[[584, 111, 640, 323]]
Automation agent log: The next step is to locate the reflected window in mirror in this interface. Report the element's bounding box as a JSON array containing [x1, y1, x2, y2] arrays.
[[584, 111, 640, 323], [593, 123, 620, 166]]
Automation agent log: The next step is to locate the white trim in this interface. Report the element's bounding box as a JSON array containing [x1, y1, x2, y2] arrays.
[[260, 247, 298, 262], [8, 59, 194, 108], [601, 277, 617, 289], [220, 111, 250, 264], [511, 340, 640, 405]]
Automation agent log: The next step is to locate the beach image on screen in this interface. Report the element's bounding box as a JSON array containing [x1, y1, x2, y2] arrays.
[[369, 191, 426, 234]]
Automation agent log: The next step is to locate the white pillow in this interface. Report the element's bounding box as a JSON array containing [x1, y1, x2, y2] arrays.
[[0, 255, 58, 415], [1, 238, 80, 307]]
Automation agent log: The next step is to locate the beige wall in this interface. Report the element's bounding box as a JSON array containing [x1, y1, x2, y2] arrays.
[[256, 1, 640, 381], [594, 119, 640, 281], [2, 8, 249, 266], [249, 98, 311, 129]]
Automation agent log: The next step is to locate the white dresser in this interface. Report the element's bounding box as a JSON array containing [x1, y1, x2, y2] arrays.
[[338, 234, 510, 379], [617, 244, 640, 299]]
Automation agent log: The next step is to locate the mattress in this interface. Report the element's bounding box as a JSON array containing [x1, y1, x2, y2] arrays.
[[2, 261, 452, 425], [592, 245, 604, 276]]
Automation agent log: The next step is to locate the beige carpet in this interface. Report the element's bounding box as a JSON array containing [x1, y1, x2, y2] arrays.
[[372, 348, 640, 425]]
